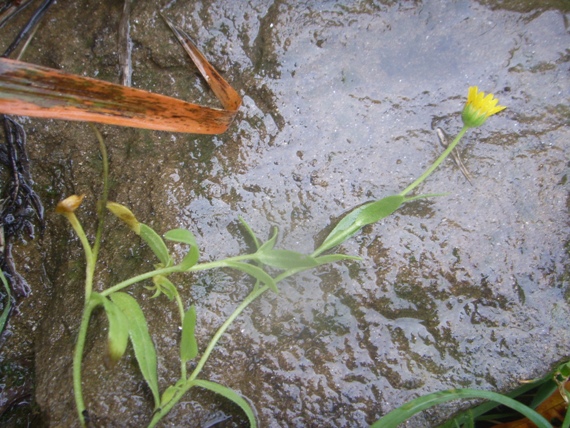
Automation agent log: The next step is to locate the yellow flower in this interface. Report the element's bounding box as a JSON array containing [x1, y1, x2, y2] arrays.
[[461, 86, 506, 128]]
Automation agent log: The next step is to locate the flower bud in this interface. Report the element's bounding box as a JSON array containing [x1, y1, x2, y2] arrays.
[[56, 194, 85, 214], [106, 201, 141, 234]]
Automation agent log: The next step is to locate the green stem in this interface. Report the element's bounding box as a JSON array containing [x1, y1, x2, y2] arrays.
[[66, 213, 95, 300], [400, 126, 468, 197], [73, 297, 100, 427], [148, 284, 270, 427], [91, 125, 109, 263], [100, 265, 183, 297], [190, 285, 268, 381], [174, 292, 186, 379], [100, 255, 255, 298], [148, 254, 338, 427]]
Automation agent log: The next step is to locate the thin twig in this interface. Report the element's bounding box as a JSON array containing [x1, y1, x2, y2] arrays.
[[436, 127, 473, 185]]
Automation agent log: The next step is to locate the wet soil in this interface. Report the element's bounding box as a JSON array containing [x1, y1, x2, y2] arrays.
[[0, 0, 568, 427]]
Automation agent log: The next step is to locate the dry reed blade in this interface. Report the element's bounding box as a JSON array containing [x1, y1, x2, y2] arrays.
[[0, 20, 242, 134]]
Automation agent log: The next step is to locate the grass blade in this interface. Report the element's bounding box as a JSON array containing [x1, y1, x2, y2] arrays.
[[371, 388, 552, 428]]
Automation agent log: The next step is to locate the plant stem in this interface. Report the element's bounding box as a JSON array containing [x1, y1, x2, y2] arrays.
[[91, 125, 109, 263], [400, 126, 468, 197], [65, 213, 95, 300], [73, 297, 99, 427], [147, 256, 335, 427], [100, 265, 183, 297], [148, 284, 271, 427], [191, 285, 269, 381], [175, 292, 186, 379], [100, 255, 255, 297]]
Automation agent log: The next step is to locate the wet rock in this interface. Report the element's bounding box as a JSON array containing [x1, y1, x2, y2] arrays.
[[0, 0, 568, 426]]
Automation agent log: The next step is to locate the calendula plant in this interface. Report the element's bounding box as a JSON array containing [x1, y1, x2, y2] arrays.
[[62, 87, 506, 427]]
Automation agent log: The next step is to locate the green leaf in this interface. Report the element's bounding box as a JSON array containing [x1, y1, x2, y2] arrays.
[[370, 388, 551, 428], [257, 227, 278, 252], [355, 195, 404, 225], [256, 249, 318, 270], [179, 245, 199, 270], [160, 385, 178, 408], [140, 223, 172, 267], [238, 216, 261, 249], [164, 228, 197, 246], [314, 254, 361, 266], [180, 305, 198, 363], [164, 228, 200, 270], [152, 275, 178, 301], [318, 195, 404, 253], [558, 360, 570, 378], [224, 261, 278, 293], [529, 380, 558, 409], [192, 379, 257, 428], [99, 295, 129, 365], [563, 407, 570, 428], [0, 270, 11, 335], [317, 204, 371, 254], [110, 292, 160, 409]]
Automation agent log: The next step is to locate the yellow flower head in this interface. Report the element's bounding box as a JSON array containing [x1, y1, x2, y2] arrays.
[[461, 86, 506, 128]]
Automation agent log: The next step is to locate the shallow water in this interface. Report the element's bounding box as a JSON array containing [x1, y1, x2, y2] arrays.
[[1, 0, 569, 426]]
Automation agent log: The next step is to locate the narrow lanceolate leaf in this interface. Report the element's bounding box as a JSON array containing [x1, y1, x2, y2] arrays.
[[354, 195, 405, 226], [314, 254, 361, 266], [238, 216, 261, 250], [319, 195, 404, 253], [179, 245, 199, 271], [224, 261, 278, 293], [257, 227, 278, 253], [192, 379, 257, 428], [140, 223, 172, 267], [100, 296, 129, 365], [180, 305, 198, 363], [256, 249, 318, 270], [160, 385, 178, 408], [0, 18, 241, 134], [110, 292, 160, 409], [164, 228, 198, 246]]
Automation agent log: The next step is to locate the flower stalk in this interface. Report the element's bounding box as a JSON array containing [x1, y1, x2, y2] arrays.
[[56, 195, 96, 300], [400, 86, 505, 196]]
